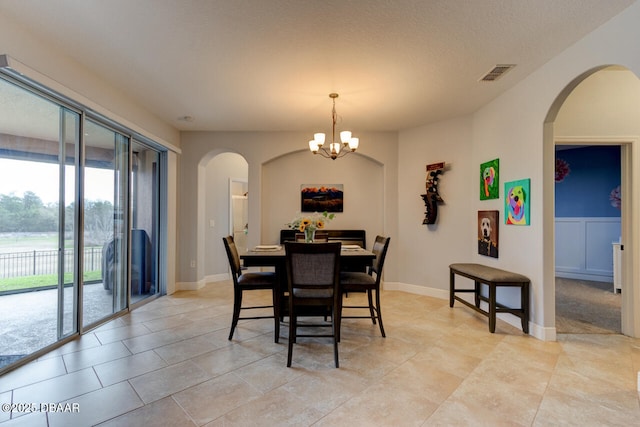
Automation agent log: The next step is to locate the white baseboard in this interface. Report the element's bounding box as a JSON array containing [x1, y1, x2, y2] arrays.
[[176, 273, 231, 291], [555, 271, 612, 283]]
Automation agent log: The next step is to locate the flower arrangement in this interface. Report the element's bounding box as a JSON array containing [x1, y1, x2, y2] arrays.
[[286, 211, 335, 242]]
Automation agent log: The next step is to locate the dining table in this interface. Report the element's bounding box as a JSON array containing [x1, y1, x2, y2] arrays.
[[240, 243, 375, 274], [239, 243, 375, 342]]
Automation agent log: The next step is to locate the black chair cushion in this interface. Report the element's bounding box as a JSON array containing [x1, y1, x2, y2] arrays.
[[237, 271, 277, 287], [340, 271, 376, 287]]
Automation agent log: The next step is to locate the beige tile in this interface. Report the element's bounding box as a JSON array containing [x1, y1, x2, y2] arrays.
[[220, 387, 326, 426], [97, 397, 196, 427], [48, 381, 143, 427], [37, 333, 102, 360], [154, 331, 230, 365], [233, 352, 304, 393], [13, 368, 101, 407], [93, 322, 153, 344], [533, 387, 640, 426], [128, 360, 211, 404], [173, 372, 263, 425], [62, 341, 132, 372], [3, 284, 640, 426], [313, 380, 438, 427], [0, 390, 11, 423], [122, 329, 185, 354], [0, 356, 66, 393], [191, 343, 270, 377], [0, 412, 47, 426], [93, 350, 168, 386]]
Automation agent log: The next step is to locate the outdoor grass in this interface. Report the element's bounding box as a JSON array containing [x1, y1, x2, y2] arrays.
[[0, 271, 102, 292]]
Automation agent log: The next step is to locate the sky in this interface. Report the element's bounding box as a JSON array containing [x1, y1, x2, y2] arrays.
[[0, 158, 114, 205]]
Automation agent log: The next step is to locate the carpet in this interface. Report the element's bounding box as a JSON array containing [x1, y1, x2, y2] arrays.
[[555, 277, 621, 334]]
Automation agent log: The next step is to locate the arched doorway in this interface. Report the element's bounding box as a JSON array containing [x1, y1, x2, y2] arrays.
[[198, 152, 248, 284], [544, 65, 640, 338]]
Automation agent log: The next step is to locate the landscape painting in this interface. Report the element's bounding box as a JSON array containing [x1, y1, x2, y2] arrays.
[[301, 184, 344, 212]]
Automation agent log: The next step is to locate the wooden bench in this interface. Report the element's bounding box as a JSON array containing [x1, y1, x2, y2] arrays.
[[449, 263, 530, 333]]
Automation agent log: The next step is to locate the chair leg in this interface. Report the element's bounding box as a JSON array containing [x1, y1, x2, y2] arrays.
[[367, 289, 376, 325], [287, 310, 295, 367], [332, 306, 339, 368], [272, 288, 279, 343], [228, 289, 243, 340], [375, 289, 386, 338]]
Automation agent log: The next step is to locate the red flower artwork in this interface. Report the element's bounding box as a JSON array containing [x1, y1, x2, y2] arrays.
[[555, 158, 570, 182]]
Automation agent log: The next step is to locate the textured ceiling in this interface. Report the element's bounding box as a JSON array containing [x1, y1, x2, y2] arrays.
[[0, 0, 635, 133]]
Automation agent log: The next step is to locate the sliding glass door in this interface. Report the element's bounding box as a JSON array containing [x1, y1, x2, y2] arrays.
[[0, 70, 165, 373], [131, 141, 160, 304], [0, 78, 80, 368], [82, 120, 129, 328]]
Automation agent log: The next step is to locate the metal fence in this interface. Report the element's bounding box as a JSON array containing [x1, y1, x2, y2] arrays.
[[0, 247, 103, 279]]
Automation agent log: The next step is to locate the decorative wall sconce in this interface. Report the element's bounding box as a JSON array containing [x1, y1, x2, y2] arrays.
[[421, 162, 445, 225]]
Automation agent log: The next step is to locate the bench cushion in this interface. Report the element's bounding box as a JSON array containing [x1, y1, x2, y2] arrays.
[[449, 263, 529, 283]]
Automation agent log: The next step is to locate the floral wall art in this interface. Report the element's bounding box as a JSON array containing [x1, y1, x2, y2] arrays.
[[555, 146, 620, 217]]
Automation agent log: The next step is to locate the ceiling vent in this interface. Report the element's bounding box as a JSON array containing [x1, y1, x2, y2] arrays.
[[479, 64, 515, 82]]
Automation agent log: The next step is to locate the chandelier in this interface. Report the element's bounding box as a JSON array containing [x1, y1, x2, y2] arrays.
[[308, 93, 359, 160]]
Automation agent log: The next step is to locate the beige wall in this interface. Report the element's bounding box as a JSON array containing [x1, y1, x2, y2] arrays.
[[396, 2, 640, 339], [177, 131, 398, 286]]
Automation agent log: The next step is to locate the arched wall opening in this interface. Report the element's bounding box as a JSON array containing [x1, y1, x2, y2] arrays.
[[543, 65, 640, 338], [261, 150, 385, 248], [197, 151, 248, 285]]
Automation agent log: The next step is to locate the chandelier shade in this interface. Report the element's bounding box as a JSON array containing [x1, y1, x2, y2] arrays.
[[309, 93, 359, 160]]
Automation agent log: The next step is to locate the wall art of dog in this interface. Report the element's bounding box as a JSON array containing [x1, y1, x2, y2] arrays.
[[505, 179, 530, 225], [477, 210, 498, 258]]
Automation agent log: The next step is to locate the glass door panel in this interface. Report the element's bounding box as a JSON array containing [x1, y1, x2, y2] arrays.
[[82, 120, 129, 328], [131, 141, 160, 303], [61, 109, 79, 337], [0, 78, 79, 370]]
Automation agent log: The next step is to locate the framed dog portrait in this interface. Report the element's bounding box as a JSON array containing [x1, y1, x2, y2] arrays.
[[480, 158, 499, 200], [478, 210, 499, 258], [504, 178, 530, 225]]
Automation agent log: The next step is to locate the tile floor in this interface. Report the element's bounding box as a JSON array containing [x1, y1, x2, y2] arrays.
[[1, 281, 639, 426]]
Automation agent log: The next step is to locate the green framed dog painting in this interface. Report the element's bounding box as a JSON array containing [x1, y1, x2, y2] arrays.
[[480, 158, 499, 200], [505, 179, 530, 225]]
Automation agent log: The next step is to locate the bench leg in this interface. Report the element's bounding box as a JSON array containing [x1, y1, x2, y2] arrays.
[[488, 283, 496, 333], [521, 283, 530, 334], [474, 281, 481, 308], [449, 269, 455, 307]]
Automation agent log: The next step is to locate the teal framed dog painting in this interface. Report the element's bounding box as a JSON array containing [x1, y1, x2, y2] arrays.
[[480, 158, 499, 200], [505, 179, 530, 225]]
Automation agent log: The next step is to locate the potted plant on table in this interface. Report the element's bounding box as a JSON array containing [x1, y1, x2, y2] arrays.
[[286, 211, 334, 242]]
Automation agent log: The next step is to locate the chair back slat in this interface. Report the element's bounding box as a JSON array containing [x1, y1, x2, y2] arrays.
[[370, 236, 391, 277], [222, 236, 242, 278]]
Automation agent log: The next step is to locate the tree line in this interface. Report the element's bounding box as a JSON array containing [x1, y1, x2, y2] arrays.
[[0, 192, 113, 242]]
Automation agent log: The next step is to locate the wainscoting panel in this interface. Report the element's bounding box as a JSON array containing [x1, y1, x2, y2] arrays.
[[555, 217, 620, 282]]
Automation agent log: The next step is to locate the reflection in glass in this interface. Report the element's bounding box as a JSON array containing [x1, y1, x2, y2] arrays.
[[82, 120, 129, 328]]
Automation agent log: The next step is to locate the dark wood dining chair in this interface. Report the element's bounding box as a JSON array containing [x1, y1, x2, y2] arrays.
[[340, 235, 390, 338], [285, 242, 342, 368], [222, 236, 280, 342]]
